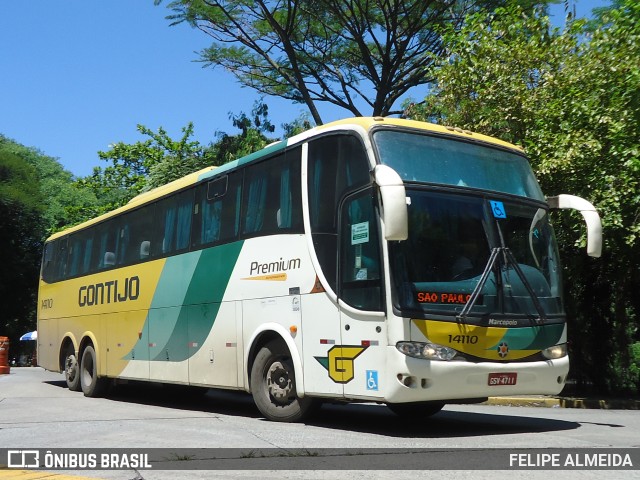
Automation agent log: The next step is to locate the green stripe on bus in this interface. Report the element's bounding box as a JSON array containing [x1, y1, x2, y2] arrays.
[[124, 241, 244, 362], [486, 323, 564, 351]]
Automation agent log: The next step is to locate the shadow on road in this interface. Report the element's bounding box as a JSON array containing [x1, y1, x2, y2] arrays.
[[45, 379, 580, 438]]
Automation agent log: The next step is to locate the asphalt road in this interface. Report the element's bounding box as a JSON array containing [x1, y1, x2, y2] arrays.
[[0, 367, 638, 480]]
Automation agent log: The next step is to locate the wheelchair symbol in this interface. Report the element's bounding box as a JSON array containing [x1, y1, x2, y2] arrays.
[[490, 200, 507, 219], [366, 370, 378, 391]]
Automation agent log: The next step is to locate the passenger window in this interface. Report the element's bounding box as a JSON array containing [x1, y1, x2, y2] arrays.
[[194, 172, 242, 248], [68, 232, 94, 277], [154, 189, 194, 256], [42, 238, 69, 282], [241, 148, 302, 237], [93, 223, 116, 271], [116, 205, 156, 265]]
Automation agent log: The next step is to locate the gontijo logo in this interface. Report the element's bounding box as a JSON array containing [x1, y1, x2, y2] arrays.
[[78, 276, 140, 306], [315, 346, 367, 383]]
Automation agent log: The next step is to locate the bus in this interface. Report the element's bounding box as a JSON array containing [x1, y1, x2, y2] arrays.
[[37, 117, 602, 422]]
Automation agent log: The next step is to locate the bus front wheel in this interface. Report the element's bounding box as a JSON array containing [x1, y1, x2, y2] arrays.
[[80, 345, 108, 397], [250, 340, 318, 422]]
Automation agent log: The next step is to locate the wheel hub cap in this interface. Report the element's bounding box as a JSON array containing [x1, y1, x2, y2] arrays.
[[266, 361, 293, 404]]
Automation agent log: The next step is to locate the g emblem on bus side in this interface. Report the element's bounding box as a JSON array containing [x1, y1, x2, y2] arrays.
[[315, 346, 366, 383]]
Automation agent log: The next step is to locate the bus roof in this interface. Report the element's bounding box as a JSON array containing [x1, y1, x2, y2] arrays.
[[46, 117, 522, 242], [313, 117, 521, 151]]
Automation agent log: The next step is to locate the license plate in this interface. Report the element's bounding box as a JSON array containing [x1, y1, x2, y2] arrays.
[[488, 372, 517, 386]]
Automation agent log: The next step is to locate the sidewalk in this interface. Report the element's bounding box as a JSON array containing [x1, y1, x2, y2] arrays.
[[485, 395, 640, 409]]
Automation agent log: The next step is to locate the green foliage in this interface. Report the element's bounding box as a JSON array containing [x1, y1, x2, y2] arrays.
[[0, 135, 99, 233], [0, 147, 45, 346], [73, 101, 280, 222], [74, 122, 212, 219], [156, 0, 547, 122], [630, 342, 640, 387], [408, 0, 640, 395]]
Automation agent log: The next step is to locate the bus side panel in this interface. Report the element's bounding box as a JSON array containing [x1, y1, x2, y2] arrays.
[[300, 292, 342, 397], [106, 309, 149, 380], [340, 308, 387, 401], [37, 317, 59, 371], [187, 301, 239, 388], [149, 306, 189, 383]]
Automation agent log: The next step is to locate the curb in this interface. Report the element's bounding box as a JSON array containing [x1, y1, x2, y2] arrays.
[[485, 396, 640, 409], [0, 471, 101, 480]]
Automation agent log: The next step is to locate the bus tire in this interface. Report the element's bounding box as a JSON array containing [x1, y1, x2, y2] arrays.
[[386, 401, 445, 418], [250, 340, 317, 422], [63, 346, 81, 392], [80, 345, 107, 397]]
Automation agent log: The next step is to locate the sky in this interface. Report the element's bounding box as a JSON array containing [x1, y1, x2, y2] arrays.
[[0, 0, 609, 178]]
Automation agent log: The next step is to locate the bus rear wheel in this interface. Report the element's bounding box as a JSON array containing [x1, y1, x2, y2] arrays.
[[386, 401, 445, 418], [250, 340, 317, 422], [80, 345, 108, 397], [63, 347, 81, 392]]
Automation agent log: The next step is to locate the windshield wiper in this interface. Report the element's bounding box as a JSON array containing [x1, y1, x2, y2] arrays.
[[457, 247, 547, 324]]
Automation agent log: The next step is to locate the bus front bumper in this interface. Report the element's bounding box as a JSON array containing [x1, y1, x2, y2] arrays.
[[382, 346, 569, 404]]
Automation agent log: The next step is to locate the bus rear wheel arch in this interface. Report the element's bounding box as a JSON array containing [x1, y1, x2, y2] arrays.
[[249, 339, 318, 422]]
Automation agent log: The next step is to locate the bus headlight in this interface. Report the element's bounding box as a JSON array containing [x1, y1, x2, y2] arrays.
[[542, 343, 568, 360], [396, 341, 458, 361]]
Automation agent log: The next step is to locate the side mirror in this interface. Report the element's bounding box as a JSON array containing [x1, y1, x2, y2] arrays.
[[547, 194, 602, 257], [374, 165, 408, 241]]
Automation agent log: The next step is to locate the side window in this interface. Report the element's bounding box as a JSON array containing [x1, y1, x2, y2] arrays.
[[93, 222, 116, 270], [275, 147, 302, 231], [241, 149, 302, 237], [307, 134, 371, 291], [68, 231, 94, 277], [41, 242, 54, 282], [154, 189, 194, 256], [339, 188, 383, 311], [116, 205, 156, 265], [51, 237, 68, 281], [194, 172, 242, 248], [42, 240, 67, 283]]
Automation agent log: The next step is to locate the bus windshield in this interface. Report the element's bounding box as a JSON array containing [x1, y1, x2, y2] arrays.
[[388, 188, 563, 319], [373, 129, 545, 201]]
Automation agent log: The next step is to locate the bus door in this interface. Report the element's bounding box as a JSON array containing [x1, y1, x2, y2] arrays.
[[338, 188, 387, 399]]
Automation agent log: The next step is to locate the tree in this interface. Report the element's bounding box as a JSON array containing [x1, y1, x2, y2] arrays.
[[0, 135, 99, 233], [407, 1, 640, 394], [74, 101, 280, 219], [73, 122, 212, 219], [0, 146, 45, 350], [156, 0, 549, 123]]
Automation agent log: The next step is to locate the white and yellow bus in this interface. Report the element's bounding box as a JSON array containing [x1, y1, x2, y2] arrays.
[[38, 117, 602, 422]]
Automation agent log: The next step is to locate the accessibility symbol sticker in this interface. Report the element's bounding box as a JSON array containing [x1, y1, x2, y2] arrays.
[[490, 200, 507, 219], [366, 370, 379, 391]]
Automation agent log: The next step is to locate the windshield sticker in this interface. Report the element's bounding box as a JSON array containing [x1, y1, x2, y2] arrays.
[[490, 200, 507, 218], [351, 221, 370, 245]]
